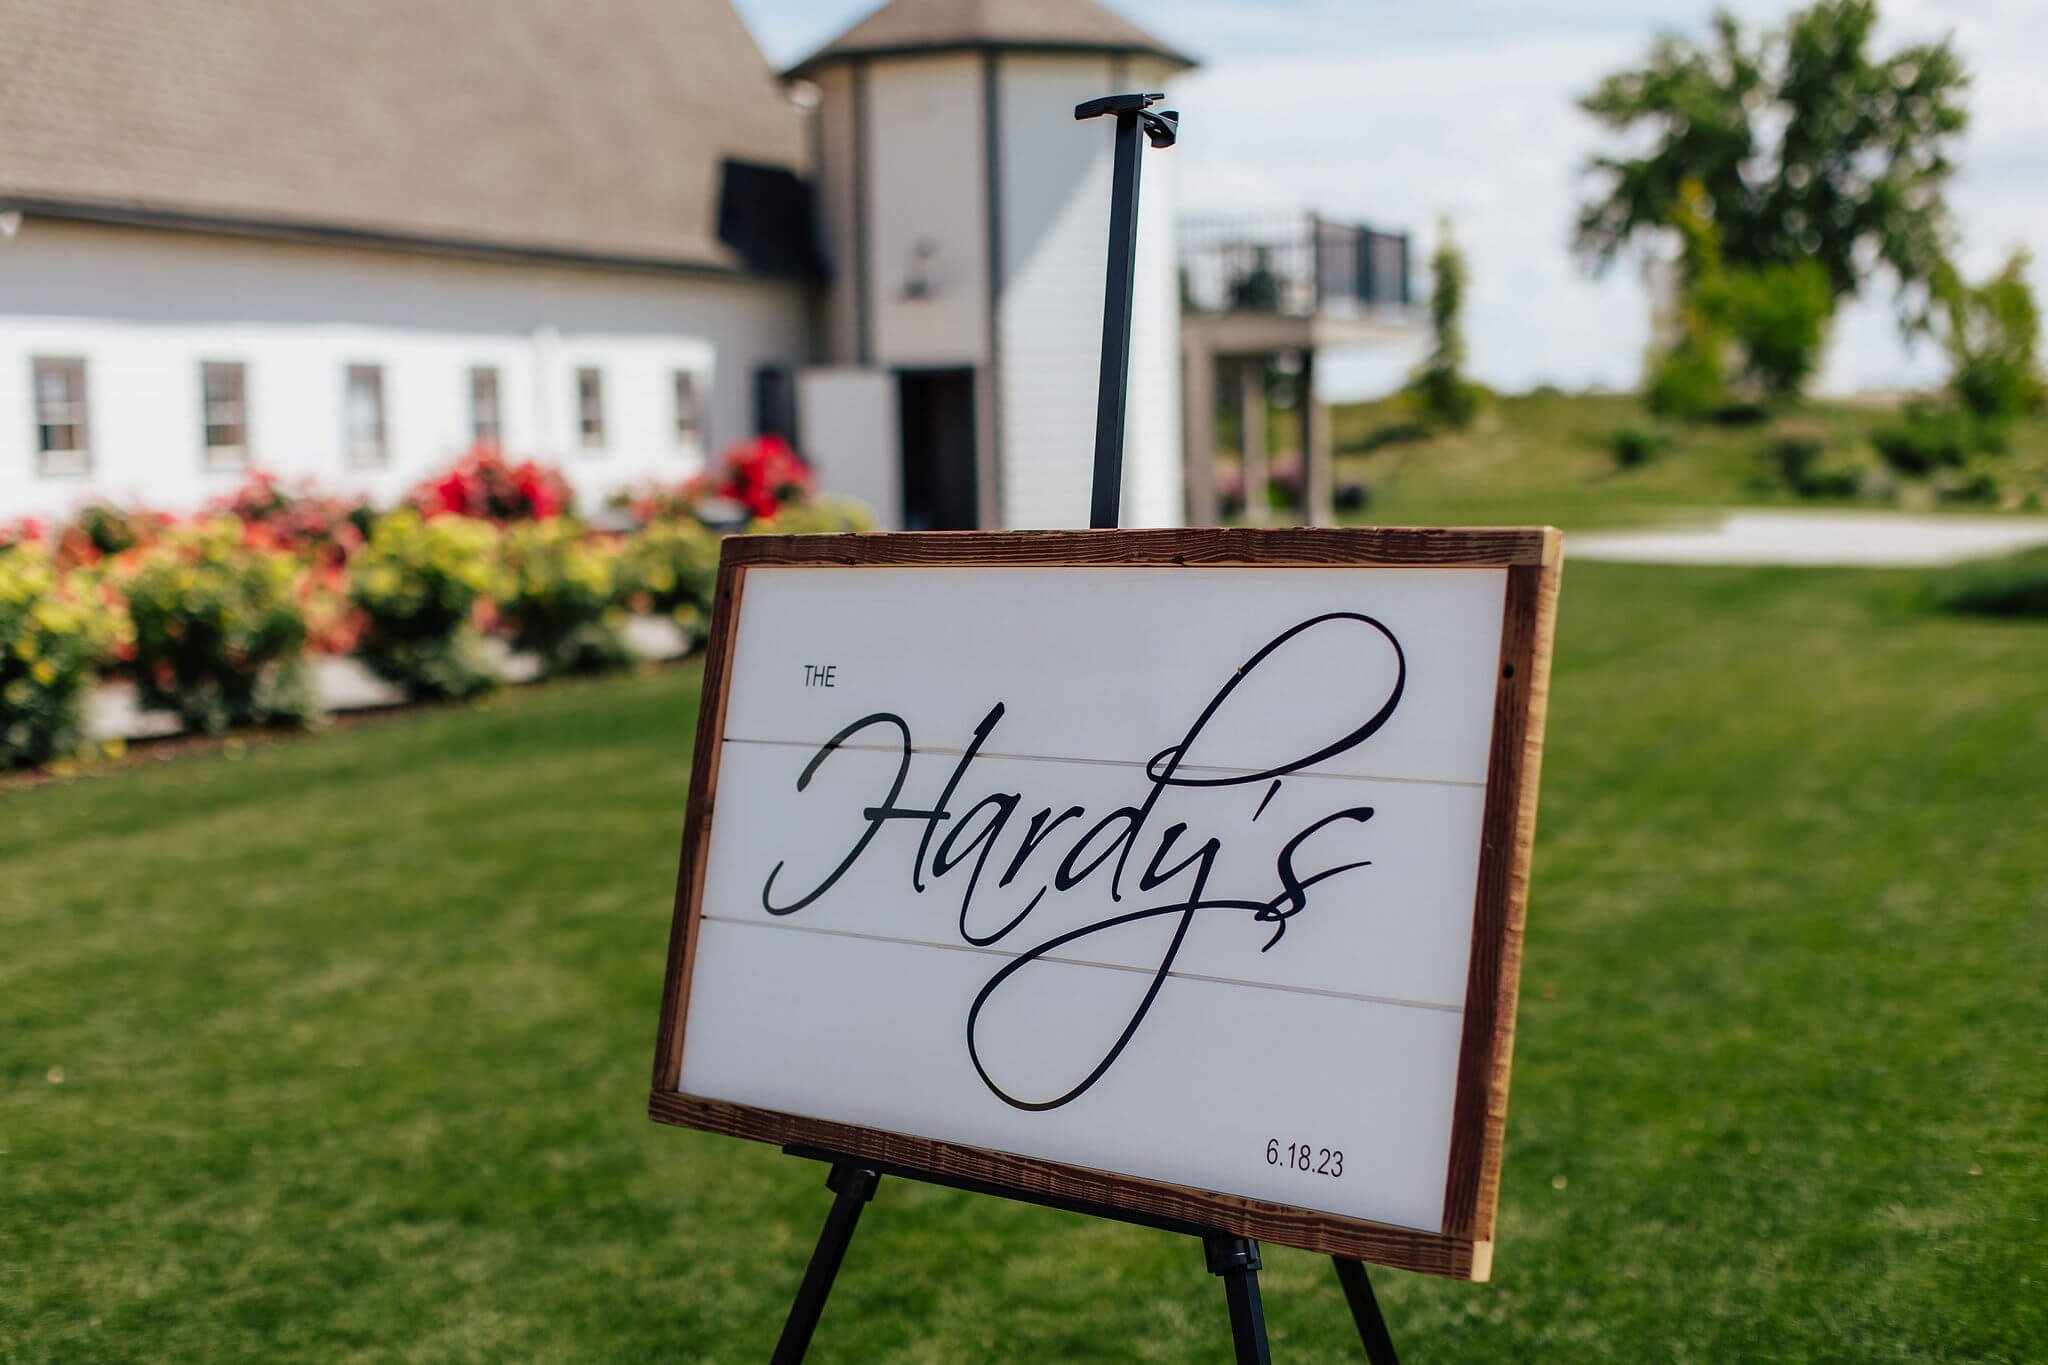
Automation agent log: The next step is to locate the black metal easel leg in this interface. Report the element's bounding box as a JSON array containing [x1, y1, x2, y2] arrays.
[[770, 1164, 880, 1365], [1204, 1235, 1273, 1365], [1332, 1257, 1400, 1364]]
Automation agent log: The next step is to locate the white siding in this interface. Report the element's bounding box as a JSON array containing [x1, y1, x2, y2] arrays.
[[994, 54, 1181, 530], [864, 54, 989, 368], [0, 221, 811, 521], [1122, 56, 1186, 529]]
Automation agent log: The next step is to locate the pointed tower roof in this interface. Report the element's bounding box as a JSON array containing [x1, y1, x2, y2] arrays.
[[784, 0, 1195, 80]]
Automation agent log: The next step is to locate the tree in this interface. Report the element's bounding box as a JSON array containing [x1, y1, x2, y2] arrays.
[[1577, 1, 1969, 324], [1932, 249, 2044, 426], [1406, 220, 1483, 430], [1646, 180, 1834, 415]]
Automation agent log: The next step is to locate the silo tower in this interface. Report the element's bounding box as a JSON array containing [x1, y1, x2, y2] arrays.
[[787, 0, 1194, 530]]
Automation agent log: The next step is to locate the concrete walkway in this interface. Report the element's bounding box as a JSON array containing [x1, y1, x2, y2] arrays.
[[1569, 510, 2048, 568]]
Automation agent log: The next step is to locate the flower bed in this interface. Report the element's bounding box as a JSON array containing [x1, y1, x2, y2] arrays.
[[0, 439, 869, 766]]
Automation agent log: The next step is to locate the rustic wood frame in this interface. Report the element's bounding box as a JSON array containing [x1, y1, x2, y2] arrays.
[[649, 525, 1563, 1282]]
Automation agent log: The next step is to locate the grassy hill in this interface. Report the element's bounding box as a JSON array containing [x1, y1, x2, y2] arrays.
[[1223, 390, 2048, 530]]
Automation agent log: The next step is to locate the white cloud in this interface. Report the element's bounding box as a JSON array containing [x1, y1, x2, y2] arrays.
[[1166, 1, 2048, 397]]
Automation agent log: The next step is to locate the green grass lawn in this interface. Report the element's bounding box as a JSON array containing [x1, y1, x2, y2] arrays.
[[1223, 390, 2048, 530], [4, 563, 2045, 1362]]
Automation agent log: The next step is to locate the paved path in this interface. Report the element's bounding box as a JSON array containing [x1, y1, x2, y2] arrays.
[[1569, 510, 2048, 568]]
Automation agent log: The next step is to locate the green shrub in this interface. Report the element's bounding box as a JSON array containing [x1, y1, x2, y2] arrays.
[[1871, 402, 1985, 476], [1404, 220, 1486, 430], [1934, 249, 2044, 430], [496, 521, 633, 677], [621, 519, 721, 642], [1725, 258, 1835, 404], [1645, 339, 1729, 420], [1607, 425, 1672, 469], [1762, 420, 1870, 499], [749, 497, 877, 536], [349, 511, 502, 701], [0, 545, 127, 767], [66, 502, 167, 558], [1924, 545, 2048, 618], [124, 519, 317, 735], [1766, 420, 1827, 485], [1932, 461, 2005, 506]]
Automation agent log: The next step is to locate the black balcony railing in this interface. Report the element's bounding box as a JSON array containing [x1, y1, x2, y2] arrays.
[[1179, 215, 1413, 318]]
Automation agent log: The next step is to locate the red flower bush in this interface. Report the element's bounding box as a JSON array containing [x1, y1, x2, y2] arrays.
[[716, 435, 812, 520], [611, 435, 815, 526], [0, 517, 45, 551], [212, 470, 371, 569], [407, 444, 572, 524]]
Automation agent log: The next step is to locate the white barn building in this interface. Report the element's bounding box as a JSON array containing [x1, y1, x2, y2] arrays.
[[0, 0, 1195, 531]]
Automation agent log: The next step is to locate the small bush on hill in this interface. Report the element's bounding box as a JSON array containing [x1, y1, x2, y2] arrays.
[[1765, 420, 1866, 499], [1872, 402, 1997, 477], [1607, 425, 1672, 468]]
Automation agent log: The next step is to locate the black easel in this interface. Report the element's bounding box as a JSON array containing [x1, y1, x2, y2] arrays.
[[766, 95, 1401, 1364]]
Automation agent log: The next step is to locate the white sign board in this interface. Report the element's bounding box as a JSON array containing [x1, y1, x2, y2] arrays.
[[652, 528, 1560, 1279]]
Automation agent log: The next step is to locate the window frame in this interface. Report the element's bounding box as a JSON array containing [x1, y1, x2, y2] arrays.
[[32, 356, 91, 478], [344, 363, 388, 469], [200, 360, 251, 472], [469, 365, 502, 447], [575, 366, 606, 452], [673, 369, 708, 452]]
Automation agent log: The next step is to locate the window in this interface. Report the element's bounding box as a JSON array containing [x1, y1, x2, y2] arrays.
[[32, 357, 89, 476], [673, 370, 705, 449], [576, 367, 605, 451], [201, 361, 249, 470], [344, 364, 387, 467], [469, 366, 501, 446]]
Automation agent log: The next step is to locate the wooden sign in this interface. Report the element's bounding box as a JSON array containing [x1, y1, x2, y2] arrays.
[[650, 527, 1561, 1281]]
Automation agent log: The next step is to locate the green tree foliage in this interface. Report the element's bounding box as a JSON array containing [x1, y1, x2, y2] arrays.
[[1406, 219, 1484, 430], [1578, 1, 1969, 323], [1647, 180, 1833, 414], [1647, 183, 1735, 417], [1932, 249, 2045, 426]]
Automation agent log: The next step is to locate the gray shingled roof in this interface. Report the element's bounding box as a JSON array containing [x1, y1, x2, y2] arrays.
[[0, 0, 807, 273], [785, 0, 1195, 80]]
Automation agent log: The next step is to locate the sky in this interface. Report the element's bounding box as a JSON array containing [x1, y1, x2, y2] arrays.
[[734, 0, 2048, 399]]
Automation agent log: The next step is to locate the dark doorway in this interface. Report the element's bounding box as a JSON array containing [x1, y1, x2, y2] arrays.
[[753, 364, 797, 444], [897, 368, 979, 531]]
